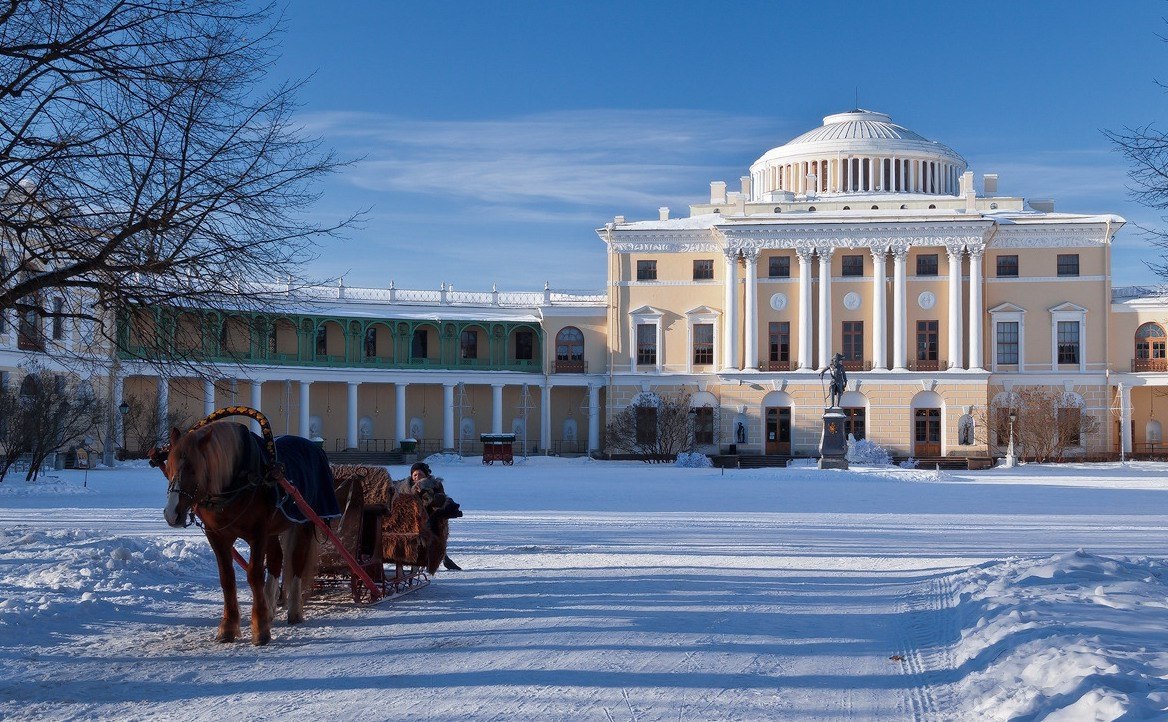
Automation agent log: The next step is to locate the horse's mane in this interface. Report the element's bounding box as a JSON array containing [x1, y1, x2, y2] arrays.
[[172, 421, 261, 496]]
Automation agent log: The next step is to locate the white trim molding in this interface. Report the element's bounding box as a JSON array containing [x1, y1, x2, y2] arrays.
[[685, 305, 721, 374], [1049, 302, 1088, 373], [629, 305, 665, 374], [989, 302, 1026, 373]]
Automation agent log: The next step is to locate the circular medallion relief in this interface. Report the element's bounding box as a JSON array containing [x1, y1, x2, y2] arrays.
[[843, 292, 861, 311], [769, 293, 788, 311], [918, 291, 936, 310]]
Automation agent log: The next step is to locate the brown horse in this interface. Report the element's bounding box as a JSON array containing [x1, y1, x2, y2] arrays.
[[160, 421, 332, 645]]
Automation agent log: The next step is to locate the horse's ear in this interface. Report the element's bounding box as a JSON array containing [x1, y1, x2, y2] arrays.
[[169, 427, 182, 445]]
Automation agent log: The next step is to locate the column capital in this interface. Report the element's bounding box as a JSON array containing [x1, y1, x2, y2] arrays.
[[868, 244, 890, 262], [491, 382, 505, 389], [891, 243, 911, 260], [740, 247, 760, 263], [722, 247, 740, 262], [967, 244, 986, 259], [944, 241, 965, 259], [815, 243, 836, 260], [795, 246, 816, 263]]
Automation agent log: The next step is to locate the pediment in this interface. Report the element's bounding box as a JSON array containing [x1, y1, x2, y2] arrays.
[[1048, 301, 1088, 314], [988, 302, 1026, 314], [685, 305, 721, 316], [629, 305, 665, 317]]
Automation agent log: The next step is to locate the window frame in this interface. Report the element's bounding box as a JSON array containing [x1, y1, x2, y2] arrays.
[[916, 253, 939, 276], [995, 254, 1019, 278], [1056, 253, 1080, 277], [841, 254, 864, 277], [636, 259, 658, 281], [768, 255, 790, 278], [692, 259, 714, 281]]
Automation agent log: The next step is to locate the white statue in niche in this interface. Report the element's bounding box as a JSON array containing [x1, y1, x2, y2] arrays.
[[409, 417, 424, 440], [308, 415, 322, 439], [562, 418, 577, 443], [359, 416, 374, 440], [461, 417, 476, 439]]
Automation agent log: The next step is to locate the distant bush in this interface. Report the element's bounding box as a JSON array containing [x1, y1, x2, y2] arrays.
[[898, 457, 919, 469], [674, 451, 713, 468], [846, 437, 892, 466]]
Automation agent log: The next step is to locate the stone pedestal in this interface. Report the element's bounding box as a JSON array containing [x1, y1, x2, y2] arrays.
[[818, 407, 849, 470]]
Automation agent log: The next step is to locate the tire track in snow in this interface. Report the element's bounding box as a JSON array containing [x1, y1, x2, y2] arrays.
[[898, 571, 960, 721]]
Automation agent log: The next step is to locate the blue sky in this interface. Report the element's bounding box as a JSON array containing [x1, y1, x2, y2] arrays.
[[275, 1, 1168, 292]]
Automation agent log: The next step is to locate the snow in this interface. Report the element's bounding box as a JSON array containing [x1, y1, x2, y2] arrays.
[[3, 459, 1168, 720]]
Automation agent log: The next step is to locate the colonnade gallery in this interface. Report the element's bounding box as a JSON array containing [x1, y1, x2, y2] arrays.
[[5, 109, 1165, 460]]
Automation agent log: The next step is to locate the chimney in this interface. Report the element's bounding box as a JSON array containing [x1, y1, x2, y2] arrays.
[[983, 173, 998, 195], [658, 207, 670, 221], [728, 191, 746, 215], [710, 181, 727, 204], [1029, 199, 1055, 213], [962, 171, 976, 212], [806, 173, 818, 199], [614, 215, 625, 224], [740, 175, 751, 197]]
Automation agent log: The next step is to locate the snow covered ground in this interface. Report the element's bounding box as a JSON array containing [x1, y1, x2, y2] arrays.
[[2, 458, 1168, 721]]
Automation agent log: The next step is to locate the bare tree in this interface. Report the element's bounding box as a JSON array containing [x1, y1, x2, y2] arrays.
[[0, 1, 355, 370], [119, 391, 190, 459], [980, 387, 1100, 463], [0, 368, 104, 481], [605, 391, 695, 462]]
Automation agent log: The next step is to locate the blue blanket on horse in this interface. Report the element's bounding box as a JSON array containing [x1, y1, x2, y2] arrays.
[[265, 435, 340, 523]]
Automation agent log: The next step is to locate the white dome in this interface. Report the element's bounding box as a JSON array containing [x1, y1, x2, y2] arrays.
[[749, 109, 967, 200]]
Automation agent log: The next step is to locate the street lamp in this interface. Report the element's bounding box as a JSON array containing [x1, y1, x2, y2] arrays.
[[1004, 408, 1017, 468], [118, 400, 130, 459]]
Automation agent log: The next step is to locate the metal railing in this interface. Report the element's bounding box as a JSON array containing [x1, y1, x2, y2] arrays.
[[909, 359, 944, 372], [554, 359, 587, 373], [761, 359, 792, 371], [1132, 358, 1168, 372]]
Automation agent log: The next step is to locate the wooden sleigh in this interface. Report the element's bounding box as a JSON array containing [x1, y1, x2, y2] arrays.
[[314, 464, 452, 603]]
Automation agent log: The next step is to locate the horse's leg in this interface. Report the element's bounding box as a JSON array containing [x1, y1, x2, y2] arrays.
[[285, 523, 318, 625], [206, 532, 241, 643], [264, 536, 283, 625], [246, 535, 272, 646]]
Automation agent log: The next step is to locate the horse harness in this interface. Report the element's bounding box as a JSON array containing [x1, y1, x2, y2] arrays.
[[150, 406, 289, 528]]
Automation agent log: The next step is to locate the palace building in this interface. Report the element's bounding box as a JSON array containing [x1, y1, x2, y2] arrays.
[[3, 108, 1167, 462]]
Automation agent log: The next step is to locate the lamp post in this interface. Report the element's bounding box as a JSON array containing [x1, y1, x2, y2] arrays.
[[118, 400, 129, 460], [1004, 408, 1017, 468]]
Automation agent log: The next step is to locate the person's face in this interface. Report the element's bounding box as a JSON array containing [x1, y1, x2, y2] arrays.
[[411, 469, 426, 482]]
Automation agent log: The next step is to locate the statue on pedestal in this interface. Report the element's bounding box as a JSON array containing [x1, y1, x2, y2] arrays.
[[818, 352, 850, 470], [820, 352, 848, 409]]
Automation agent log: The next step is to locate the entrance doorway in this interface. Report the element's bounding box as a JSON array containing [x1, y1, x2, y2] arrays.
[[765, 407, 791, 455], [914, 408, 941, 457]]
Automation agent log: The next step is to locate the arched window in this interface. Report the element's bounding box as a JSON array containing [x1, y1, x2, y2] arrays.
[[364, 327, 378, 359], [842, 206, 851, 211], [18, 373, 41, 400], [1135, 323, 1166, 369], [871, 205, 879, 210], [555, 326, 585, 372], [928, 204, 936, 209]]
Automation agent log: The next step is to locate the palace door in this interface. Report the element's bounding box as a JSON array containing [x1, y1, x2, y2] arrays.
[[914, 408, 941, 457], [765, 407, 791, 455]]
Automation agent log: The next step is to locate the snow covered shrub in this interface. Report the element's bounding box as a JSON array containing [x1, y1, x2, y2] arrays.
[[898, 457, 919, 469], [845, 437, 892, 466], [674, 451, 712, 468]]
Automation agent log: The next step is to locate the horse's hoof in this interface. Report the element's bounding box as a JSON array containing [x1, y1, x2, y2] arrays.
[[253, 630, 271, 646], [287, 612, 304, 626], [215, 629, 237, 643]]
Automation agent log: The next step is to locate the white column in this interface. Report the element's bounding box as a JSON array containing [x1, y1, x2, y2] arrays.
[[395, 382, 408, 443], [249, 380, 262, 434], [1120, 383, 1133, 456], [722, 248, 740, 371], [156, 377, 170, 447], [947, 246, 963, 369], [817, 247, 834, 369], [442, 383, 455, 450], [491, 383, 504, 434], [346, 381, 359, 449], [587, 384, 600, 453], [797, 248, 814, 369], [871, 247, 887, 370], [968, 247, 985, 370], [743, 249, 759, 370], [299, 380, 312, 438], [541, 383, 552, 453], [892, 247, 908, 370], [203, 378, 215, 417]]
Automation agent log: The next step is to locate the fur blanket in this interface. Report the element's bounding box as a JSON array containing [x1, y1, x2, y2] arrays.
[[324, 465, 452, 575]]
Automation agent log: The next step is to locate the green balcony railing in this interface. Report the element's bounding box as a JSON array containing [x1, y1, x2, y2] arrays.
[[118, 344, 543, 373]]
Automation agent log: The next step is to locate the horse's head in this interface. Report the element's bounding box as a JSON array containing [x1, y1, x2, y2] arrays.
[[163, 423, 241, 528]]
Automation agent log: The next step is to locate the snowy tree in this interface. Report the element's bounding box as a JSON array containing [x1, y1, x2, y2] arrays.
[[0, 1, 354, 370], [605, 390, 696, 462]]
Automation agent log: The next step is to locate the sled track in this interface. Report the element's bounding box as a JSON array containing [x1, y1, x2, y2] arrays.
[[898, 571, 960, 721]]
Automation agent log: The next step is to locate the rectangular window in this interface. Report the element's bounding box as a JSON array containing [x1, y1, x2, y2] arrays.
[[515, 330, 534, 360], [693, 407, 714, 445], [841, 254, 864, 277], [916, 320, 939, 361], [996, 322, 1019, 364], [635, 406, 657, 444], [768, 255, 790, 278], [692, 323, 714, 365], [636, 260, 657, 281], [843, 407, 866, 441], [1058, 407, 1082, 446], [916, 254, 938, 276], [1057, 321, 1080, 364], [460, 329, 477, 359], [692, 259, 713, 280], [842, 320, 863, 361], [769, 322, 790, 363], [1057, 254, 1079, 277], [636, 323, 656, 366], [410, 329, 427, 359], [996, 255, 1019, 277]]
